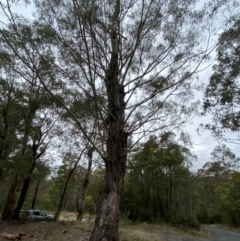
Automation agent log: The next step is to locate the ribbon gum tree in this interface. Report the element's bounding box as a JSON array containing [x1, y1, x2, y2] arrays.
[[0, 0, 227, 240]]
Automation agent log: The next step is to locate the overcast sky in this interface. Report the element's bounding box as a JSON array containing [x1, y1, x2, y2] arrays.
[[185, 66, 240, 171], [1, 1, 239, 171]]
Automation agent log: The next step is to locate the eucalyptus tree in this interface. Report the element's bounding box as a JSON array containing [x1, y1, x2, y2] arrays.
[[0, 41, 60, 220], [76, 146, 95, 222], [0, 0, 232, 239], [203, 17, 240, 142], [30, 161, 51, 210], [0, 48, 24, 185], [124, 132, 195, 224], [0, 58, 24, 217], [195, 145, 238, 223], [53, 150, 85, 221], [215, 171, 240, 227], [11, 107, 60, 220], [1, 85, 59, 220]]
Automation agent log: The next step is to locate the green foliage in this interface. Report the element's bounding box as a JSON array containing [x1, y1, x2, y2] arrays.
[[215, 172, 240, 227], [168, 212, 200, 230], [87, 168, 104, 204], [195, 145, 240, 227], [203, 18, 240, 137], [84, 196, 95, 215], [122, 133, 196, 226]]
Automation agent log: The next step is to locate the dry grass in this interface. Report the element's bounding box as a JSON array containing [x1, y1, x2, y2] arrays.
[[59, 211, 77, 222], [0, 212, 212, 241], [0, 222, 89, 241], [120, 222, 213, 239], [60, 212, 213, 240], [119, 228, 165, 241]]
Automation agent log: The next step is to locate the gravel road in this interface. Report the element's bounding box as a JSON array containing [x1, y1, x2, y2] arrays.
[[130, 226, 240, 241], [204, 226, 240, 241]]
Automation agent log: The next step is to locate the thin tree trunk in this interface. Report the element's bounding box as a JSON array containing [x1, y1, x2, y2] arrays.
[[31, 180, 41, 209], [54, 176, 71, 221], [53, 150, 85, 222], [189, 176, 192, 215], [156, 175, 164, 219], [0, 167, 3, 183], [76, 147, 94, 221], [1, 174, 19, 220], [169, 172, 172, 212], [90, 1, 128, 240]]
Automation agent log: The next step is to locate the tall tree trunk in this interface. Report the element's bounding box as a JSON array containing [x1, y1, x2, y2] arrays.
[[31, 180, 41, 209], [12, 142, 39, 220], [189, 176, 192, 215], [1, 174, 19, 220], [76, 147, 94, 221], [0, 167, 3, 183], [90, 1, 128, 240], [169, 172, 172, 212], [12, 176, 31, 220], [53, 151, 84, 222], [156, 175, 164, 219], [54, 178, 70, 221], [2, 119, 32, 220]]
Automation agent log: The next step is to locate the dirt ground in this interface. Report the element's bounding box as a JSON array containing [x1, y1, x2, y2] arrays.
[[0, 221, 90, 241], [2, 221, 238, 241]]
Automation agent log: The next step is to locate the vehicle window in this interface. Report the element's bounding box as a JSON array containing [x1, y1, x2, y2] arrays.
[[33, 211, 40, 215], [40, 212, 46, 216]]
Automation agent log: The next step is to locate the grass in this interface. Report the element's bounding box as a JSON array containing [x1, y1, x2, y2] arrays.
[[0, 211, 213, 241], [59, 211, 77, 222], [119, 228, 165, 241], [63, 211, 212, 240], [119, 222, 213, 239]]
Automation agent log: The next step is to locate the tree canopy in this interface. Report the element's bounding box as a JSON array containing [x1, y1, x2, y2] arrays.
[[203, 18, 240, 141]]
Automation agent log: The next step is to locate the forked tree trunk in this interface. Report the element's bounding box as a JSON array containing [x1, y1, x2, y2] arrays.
[[1, 174, 19, 220], [90, 1, 128, 240]]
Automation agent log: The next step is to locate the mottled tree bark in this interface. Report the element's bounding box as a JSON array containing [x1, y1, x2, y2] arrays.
[[90, 1, 128, 240]]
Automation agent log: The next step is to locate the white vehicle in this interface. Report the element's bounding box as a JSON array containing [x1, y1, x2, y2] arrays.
[[20, 209, 54, 222]]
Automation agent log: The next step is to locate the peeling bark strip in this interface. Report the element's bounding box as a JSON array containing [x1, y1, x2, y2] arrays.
[[90, 0, 127, 240]]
